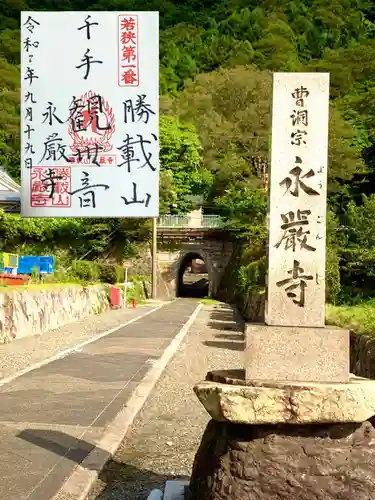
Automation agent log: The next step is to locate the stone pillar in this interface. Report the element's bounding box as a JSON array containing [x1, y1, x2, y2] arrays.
[[246, 72, 349, 383], [188, 73, 375, 500], [266, 73, 329, 328]]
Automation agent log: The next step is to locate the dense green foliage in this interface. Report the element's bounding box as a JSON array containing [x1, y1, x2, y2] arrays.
[[1, 0, 375, 300], [159, 115, 213, 213]]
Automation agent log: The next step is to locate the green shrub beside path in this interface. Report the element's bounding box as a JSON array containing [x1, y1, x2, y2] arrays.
[[326, 299, 375, 336]]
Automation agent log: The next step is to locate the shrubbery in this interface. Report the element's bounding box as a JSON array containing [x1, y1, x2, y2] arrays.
[[71, 260, 100, 282], [123, 277, 147, 304], [97, 263, 117, 285], [38, 259, 127, 286]]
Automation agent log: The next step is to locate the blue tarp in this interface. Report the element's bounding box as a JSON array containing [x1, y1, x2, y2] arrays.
[[17, 256, 54, 275]]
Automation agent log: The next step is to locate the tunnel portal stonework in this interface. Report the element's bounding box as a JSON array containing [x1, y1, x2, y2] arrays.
[[157, 239, 234, 298]]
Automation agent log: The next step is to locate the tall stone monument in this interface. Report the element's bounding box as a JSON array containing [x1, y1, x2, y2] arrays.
[[246, 72, 349, 383], [189, 73, 375, 500], [267, 73, 328, 328]]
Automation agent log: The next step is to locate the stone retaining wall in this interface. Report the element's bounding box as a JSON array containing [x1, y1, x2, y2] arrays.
[[350, 332, 375, 379], [239, 291, 265, 323], [0, 285, 109, 343]]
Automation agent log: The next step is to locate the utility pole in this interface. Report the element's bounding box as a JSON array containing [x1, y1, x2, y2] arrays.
[[151, 217, 157, 299]]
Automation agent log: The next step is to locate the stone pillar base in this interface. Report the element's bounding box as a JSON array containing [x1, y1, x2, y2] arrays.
[[189, 372, 375, 499], [245, 323, 350, 383], [188, 418, 375, 500], [197, 371, 375, 424]]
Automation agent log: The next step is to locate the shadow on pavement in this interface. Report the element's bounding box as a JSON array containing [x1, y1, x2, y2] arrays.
[[209, 311, 236, 322], [207, 320, 240, 331], [213, 333, 245, 342], [204, 304, 244, 350], [202, 340, 244, 351], [95, 459, 187, 500], [17, 428, 184, 500], [18, 429, 95, 463], [34, 352, 153, 384]]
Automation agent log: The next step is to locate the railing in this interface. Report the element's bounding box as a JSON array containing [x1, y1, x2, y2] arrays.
[[201, 215, 224, 228], [158, 214, 224, 229], [158, 215, 189, 227]]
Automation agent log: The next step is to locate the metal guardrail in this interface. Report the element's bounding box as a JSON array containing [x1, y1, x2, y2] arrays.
[[158, 214, 224, 229], [158, 215, 189, 227], [201, 215, 223, 228]]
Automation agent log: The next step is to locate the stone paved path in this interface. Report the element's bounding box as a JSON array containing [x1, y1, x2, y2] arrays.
[[0, 302, 160, 381], [88, 302, 243, 500], [0, 299, 199, 500]]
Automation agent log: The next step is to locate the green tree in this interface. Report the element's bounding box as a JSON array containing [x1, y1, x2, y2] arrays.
[[159, 114, 213, 213], [169, 65, 364, 205], [0, 57, 20, 181]]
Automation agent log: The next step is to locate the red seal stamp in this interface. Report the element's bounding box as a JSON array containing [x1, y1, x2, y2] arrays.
[[68, 91, 115, 155], [30, 166, 71, 208]]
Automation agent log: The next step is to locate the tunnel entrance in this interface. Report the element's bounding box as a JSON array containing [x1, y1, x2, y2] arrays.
[[177, 252, 209, 298]]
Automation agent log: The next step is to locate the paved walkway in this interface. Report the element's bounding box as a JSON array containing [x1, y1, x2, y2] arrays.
[[0, 302, 160, 381], [0, 299, 199, 500], [88, 302, 243, 500]]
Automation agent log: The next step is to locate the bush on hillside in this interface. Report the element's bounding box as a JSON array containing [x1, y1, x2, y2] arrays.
[[98, 263, 117, 284], [71, 260, 99, 282]]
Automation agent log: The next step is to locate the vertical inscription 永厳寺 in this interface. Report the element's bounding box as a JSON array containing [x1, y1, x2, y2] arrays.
[[266, 74, 329, 326]]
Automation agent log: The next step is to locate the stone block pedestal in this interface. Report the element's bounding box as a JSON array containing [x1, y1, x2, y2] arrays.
[[245, 323, 349, 383], [188, 371, 375, 500]]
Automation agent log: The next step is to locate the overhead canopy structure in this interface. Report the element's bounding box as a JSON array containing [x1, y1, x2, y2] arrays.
[[0, 167, 20, 213]]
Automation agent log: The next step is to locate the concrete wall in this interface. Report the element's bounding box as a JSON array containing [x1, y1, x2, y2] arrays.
[[0, 285, 110, 343], [158, 240, 234, 297]]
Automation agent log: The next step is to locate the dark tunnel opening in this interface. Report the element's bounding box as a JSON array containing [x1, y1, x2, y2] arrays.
[[177, 252, 209, 298]]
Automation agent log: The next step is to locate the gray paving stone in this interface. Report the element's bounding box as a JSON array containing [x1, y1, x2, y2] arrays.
[[92, 380, 139, 428], [0, 388, 123, 426]]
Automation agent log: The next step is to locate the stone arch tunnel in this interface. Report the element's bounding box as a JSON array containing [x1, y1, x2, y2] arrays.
[[176, 252, 209, 298], [156, 238, 234, 299]]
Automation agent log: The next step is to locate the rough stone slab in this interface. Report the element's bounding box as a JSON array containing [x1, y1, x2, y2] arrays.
[[189, 419, 375, 500], [245, 323, 349, 382], [193, 377, 375, 424]]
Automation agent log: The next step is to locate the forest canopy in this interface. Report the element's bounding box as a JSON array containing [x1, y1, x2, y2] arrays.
[[1, 0, 375, 300]]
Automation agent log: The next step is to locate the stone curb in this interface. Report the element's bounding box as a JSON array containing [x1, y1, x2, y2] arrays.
[[52, 302, 203, 500]]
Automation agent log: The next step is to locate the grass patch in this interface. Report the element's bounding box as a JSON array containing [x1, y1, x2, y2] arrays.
[[0, 282, 94, 294], [201, 297, 221, 305], [326, 298, 375, 336]]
